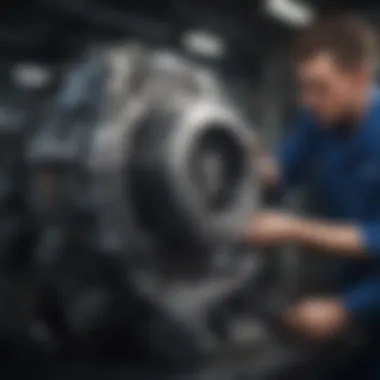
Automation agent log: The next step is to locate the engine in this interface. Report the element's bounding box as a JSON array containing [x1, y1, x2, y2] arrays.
[[4, 41, 265, 373]]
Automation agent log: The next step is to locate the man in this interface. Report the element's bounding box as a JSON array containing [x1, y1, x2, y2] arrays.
[[249, 14, 380, 379]]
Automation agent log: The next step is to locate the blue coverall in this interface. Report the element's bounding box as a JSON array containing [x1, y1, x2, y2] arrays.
[[280, 88, 380, 379]]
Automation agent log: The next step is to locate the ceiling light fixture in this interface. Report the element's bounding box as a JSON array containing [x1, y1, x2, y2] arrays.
[[264, 0, 315, 27], [182, 30, 226, 59]]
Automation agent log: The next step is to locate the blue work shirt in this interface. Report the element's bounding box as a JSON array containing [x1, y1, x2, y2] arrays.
[[280, 88, 380, 378]]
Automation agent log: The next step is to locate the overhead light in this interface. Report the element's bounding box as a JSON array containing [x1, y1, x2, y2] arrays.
[[182, 30, 226, 59], [264, 0, 315, 27], [11, 63, 52, 89]]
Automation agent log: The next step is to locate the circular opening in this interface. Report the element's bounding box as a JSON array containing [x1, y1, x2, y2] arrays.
[[189, 125, 247, 212]]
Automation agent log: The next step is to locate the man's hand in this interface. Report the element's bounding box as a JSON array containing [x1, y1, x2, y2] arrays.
[[248, 133, 279, 189], [285, 298, 350, 340], [255, 156, 279, 189], [247, 211, 366, 258], [248, 211, 302, 247]]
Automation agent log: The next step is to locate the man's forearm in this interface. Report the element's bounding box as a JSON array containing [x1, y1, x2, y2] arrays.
[[293, 219, 366, 258]]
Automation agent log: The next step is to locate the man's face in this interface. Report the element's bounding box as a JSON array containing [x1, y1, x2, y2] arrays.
[[297, 53, 367, 124]]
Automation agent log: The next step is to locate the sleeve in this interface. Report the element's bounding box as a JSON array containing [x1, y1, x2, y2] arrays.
[[343, 269, 380, 328], [359, 223, 380, 257], [278, 111, 317, 192]]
